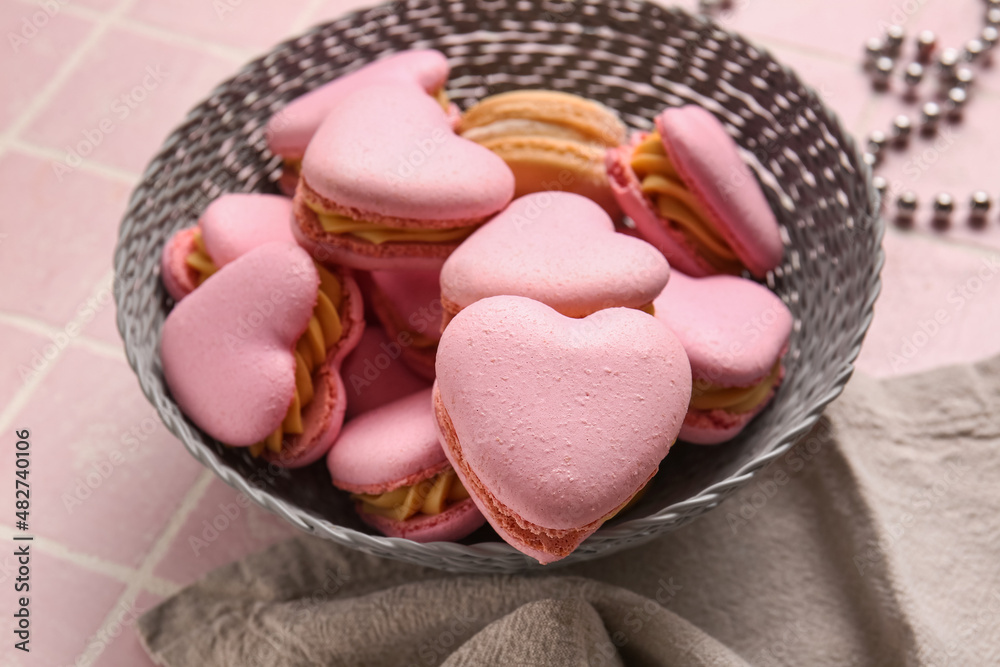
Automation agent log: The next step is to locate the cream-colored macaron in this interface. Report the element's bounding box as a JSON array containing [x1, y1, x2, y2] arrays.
[[459, 90, 627, 217]]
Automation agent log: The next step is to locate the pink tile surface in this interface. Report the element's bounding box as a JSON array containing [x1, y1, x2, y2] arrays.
[[0, 3, 94, 128], [2, 0, 1000, 655], [81, 277, 126, 346], [708, 0, 934, 60], [855, 231, 1000, 378], [0, 550, 125, 667], [12, 346, 203, 567], [0, 324, 50, 410], [71, 0, 124, 12], [305, 0, 387, 25], [22, 27, 236, 173], [91, 591, 163, 667], [0, 151, 130, 327], [128, 0, 314, 51], [153, 478, 298, 586]]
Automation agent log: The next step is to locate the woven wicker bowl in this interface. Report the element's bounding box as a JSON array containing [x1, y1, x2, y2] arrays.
[[114, 0, 883, 572]]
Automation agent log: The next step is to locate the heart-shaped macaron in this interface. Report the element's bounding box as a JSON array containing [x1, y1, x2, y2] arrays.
[[294, 84, 515, 271], [266, 49, 457, 194], [328, 388, 485, 543], [653, 271, 792, 444], [161, 243, 317, 447], [161, 242, 363, 467], [433, 296, 691, 564], [160, 193, 295, 301], [606, 105, 783, 278], [440, 192, 669, 324]]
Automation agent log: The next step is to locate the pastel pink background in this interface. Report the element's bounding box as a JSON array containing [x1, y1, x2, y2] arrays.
[[1, 0, 999, 664]]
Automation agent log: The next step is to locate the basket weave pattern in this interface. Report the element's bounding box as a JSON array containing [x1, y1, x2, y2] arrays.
[[114, 0, 883, 572]]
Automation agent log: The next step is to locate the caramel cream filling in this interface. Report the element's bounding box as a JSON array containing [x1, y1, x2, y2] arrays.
[[631, 133, 744, 275], [184, 230, 219, 286], [305, 200, 478, 246], [182, 235, 345, 457], [352, 467, 471, 521], [690, 361, 782, 414]]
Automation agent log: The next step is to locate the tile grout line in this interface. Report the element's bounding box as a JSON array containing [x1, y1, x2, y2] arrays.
[[8, 140, 140, 185], [13, 0, 105, 23], [71, 469, 214, 667], [0, 0, 139, 152], [113, 16, 252, 64], [0, 339, 66, 434], [0, 524, 176, 595]]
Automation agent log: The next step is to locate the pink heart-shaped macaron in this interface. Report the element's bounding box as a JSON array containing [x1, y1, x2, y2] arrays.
[[440, 192, 669, 322], [294, 84, 514, 271], [161, 243, 317, 447], [433, 296, 691, 563], [653, 271, 792, 444], [160, 193, 295, 301], [300, 85, 512, 223]]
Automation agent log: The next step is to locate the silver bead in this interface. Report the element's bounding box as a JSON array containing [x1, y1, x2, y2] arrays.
[[872, 176, 889, 208], [982, 26, 999, 49], [885, 25, 906, 56], [904, 62, 924, 85], [938, 48, 961, 82], [954, 67, 974, 89], [946, 87, 968, 120], [921, 102, 942, 134], [865, 37, 885, 63], [933, 193, 954, 212], [896, 191, 918, 225], [873, 56, 895, 90], [970, 191, 991, 227], [862, 152, 878, 167], [868, 130, 889, 154], [892, 114, 913, 144], [897, 191, 918, 212], [965, 39, 985, 63], [903, 62, 924, 99], [932, 193, 954, 229], [916, 30, 937, 63], [988, 8, 1000, 26]]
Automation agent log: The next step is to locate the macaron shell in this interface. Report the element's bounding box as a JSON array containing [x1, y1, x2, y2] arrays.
[[160, 243, 318, 446], [300, 85, 514, 224], [358, 497, 486, 543], [459, 91, 626, 218], [369, 269, 443, 339], [440, 192, 669, 318], [265, 50, 451, 159], [200, 193, 295, 266], [655, 106, 784, 278], [327, 388, 446, 494], [160, 226, 199, 301], [340, 327, 431, 420], [653, 271, 793, 387], [477, 138, 622, 218], [433, 385, 623, 565], [605, 141, 712, 277], [434, 296, 691, 532]]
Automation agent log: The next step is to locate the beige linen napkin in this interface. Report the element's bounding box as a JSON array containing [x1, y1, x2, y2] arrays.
[[138, 354, 1000, 666]]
